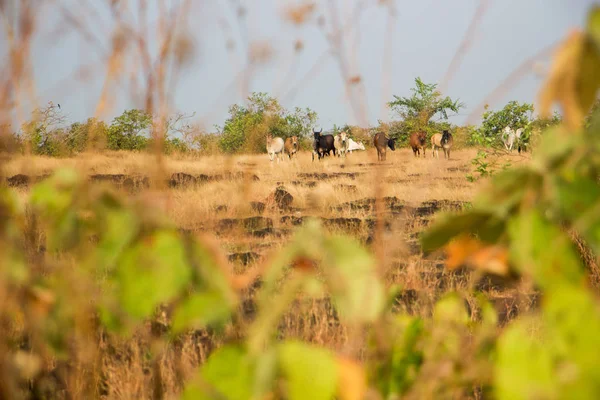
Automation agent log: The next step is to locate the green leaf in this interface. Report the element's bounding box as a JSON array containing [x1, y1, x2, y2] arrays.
[[543, 286, 600, 387], [278, 341, 338, 400], [182, 345, 254, 400], [553, 174, 600, 255], [421, 210, 503, 252], [533, 127, 578, 169], [114, 230, 192, 322], [49, 210, 80, 251], [0, 188, 28, 283], [430, 293, 471, 358], [508, 210, 584, 289], [253, 347, 278, 399], [475, 293, 498, 330], [30, 168, 80, 216], [95, 208, 139, 272], [495, 317, 556, 400], [171, 291, 233, 334], [475, 167, 541, 215], [433, 293, 469, 325], [324, 235, 384, 323], [388, 316, 424, 396], [190, 241, 237, 301]]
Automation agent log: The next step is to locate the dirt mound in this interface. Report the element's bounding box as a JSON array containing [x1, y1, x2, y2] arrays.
[[216, 216, 273, 235], [89, 174, 150, 191], [335, 196, 405, 213], [280, 215, 304, 226], [214, 205, 228, 213], [447, 166, 470, 173], [266, 186, 293, 210], [7, 174, 30, 187], [338, 184, 357, 192], [169, 172, 198, 188], [408, 200, 466, 217], [6, 174, 51, 187], [322, 217, 362, 232], [169, 171, 260, 188], [290, 180, 317, 188], [297, 172, 361, 180], [250, 201, 266, 214], [228, 252, 261, 266]]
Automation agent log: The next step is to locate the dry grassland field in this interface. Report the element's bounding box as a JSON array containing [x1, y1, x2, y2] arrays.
[[4, 147, 532, 326], [2, 140, 597, 399]]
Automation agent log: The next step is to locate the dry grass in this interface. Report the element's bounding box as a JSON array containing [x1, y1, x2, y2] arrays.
[[3, 147, 548, 398]]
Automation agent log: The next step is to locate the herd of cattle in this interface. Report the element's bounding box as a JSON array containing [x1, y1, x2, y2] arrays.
[[265, 125, 525, 162], [265, 128, 454, 162]]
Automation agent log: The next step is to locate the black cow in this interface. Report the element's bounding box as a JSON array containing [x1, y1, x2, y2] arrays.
[[312, 129, 336, 161], [373, 132, 395, 161]]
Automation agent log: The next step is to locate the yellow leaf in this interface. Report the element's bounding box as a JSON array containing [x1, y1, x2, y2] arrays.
[[337, 356, 366, 400], [445, 235, 510, 276], [445, 235, 483, 270], [538, 29, 600, 130]]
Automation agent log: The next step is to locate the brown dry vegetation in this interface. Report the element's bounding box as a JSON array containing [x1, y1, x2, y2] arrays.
[[2, 148, 542, 398]]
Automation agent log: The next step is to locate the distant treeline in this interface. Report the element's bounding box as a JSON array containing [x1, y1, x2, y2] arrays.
[[2, 78, 575, 157]]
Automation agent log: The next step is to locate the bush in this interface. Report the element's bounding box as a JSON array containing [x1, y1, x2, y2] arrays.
[[218, 93, 317, 154], [106, 109, 152, 151]]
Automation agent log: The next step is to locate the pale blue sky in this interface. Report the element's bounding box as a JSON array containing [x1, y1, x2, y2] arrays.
[[11, 0, 596, 131]]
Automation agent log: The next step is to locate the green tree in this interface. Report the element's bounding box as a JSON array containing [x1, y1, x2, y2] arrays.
[[388, 77, 464, 131], [282, 107, 318, 138], [475, 101, 534, 147], [65, 118, 109, 153], [218, 104, 260, 153], [218, 93, 318, 154], [107, 109, 152, 151]]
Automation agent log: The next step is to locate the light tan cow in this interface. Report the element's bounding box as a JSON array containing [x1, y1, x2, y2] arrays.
[[334, 131, 349, 158], [284, 136, 299, 159], [431, 130, 453, 159]]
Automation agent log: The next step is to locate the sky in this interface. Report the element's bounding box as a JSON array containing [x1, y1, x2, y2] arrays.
[[7, 0, 597, 131]]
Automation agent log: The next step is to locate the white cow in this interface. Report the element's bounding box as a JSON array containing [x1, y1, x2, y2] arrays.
[[334, 131, 349, 157], [266, 134, 285, 162], [501, 126, 524, 152], [346, 138, 365, 152]]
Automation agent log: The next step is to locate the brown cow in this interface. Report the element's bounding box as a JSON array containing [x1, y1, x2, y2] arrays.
[[431, 130, 453, 159], [373, 132, 396, 161], [284, 136, 299, 159], [409, 131, 427, 157]]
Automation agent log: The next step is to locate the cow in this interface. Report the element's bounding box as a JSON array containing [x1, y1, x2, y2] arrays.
[[431, 130, 453, 159], [409, 131, 427, 158], [334, 131, 349, 158], [312, 128, 336, 161], [284, 136, 299, 159], [347, 138, 365, 152], [502, 126, 525, 152], [373, 132, 395, 161], [266, 134, 285, 162]]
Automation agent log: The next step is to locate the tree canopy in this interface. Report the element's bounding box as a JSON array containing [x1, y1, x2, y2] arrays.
[[388, 77, 464, 128], [217, 92, 318, 154]]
